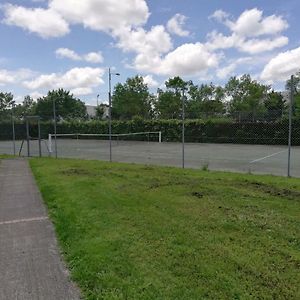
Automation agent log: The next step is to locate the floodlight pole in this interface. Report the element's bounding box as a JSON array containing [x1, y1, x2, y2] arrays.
[[53, 97, 58, 159], [108, 68, 120, 162], [287, 75, 294, 177], [182, 89, 185, 169], [97, 94, 99, 107]]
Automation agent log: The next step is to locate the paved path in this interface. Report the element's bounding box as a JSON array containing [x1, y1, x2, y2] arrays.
[[0, 159, 81, 300]]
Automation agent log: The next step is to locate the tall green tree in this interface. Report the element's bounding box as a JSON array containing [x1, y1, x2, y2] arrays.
[[264, 91, 285, 120], [112, 76, 154, 120], [286, 72, 300, 117], [155, 89, 181, 119], [187, 83, 225, 118], [13, 95, 36, 118], [155, 76, 190, 119], [35, 89, 87, 120], [0, 92, 14, 120], [225, 74, 270, 119]]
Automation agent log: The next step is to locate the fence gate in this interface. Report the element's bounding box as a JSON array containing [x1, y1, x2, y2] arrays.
[[19, 116, 45, 157]]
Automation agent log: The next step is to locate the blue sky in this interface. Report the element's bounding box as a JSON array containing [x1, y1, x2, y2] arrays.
[[0, 0, 300, 105]]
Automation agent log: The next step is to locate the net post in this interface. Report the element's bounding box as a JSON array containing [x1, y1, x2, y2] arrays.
[[48, 134, 52, 156], [159, 131, 162, 143]]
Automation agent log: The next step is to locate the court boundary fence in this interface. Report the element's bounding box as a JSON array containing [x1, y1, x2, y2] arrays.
[[2, 76, 297, 177]]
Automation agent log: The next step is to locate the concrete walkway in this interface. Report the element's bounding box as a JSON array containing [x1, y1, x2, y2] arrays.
[[0, 159, 81, 300]]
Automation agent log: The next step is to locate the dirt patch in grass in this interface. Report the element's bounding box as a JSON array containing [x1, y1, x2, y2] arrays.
[[61, 168, 94, 176], [148, 176, 202, 190], [240, 180, 300, 200], [191, 191, 204, 198]]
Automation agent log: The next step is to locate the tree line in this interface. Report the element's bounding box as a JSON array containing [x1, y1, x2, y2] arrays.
[[111, 74, 299, 121], [1, 73, 300, 122], [0, 89, 87, 121]]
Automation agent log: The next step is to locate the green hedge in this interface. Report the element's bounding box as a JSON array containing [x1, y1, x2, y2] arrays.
[[0, 119, 299, 145]]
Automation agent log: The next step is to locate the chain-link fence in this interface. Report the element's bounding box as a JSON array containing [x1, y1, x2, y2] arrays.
[[0, 115, 51, 157], [0, 92, 299, 178]]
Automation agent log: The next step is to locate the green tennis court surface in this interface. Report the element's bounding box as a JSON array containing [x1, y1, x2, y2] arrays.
[[0, 139, 299, 177]]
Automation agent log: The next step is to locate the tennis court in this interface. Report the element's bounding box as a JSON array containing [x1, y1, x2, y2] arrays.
[[0, 138, 299, 177]]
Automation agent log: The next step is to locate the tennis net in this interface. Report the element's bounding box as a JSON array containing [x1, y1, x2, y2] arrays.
[[48, 131, 162, 154]]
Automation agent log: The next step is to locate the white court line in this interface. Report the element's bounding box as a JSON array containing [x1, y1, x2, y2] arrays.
[[0, 216, 48, 226], [250, 150, 287, 164]]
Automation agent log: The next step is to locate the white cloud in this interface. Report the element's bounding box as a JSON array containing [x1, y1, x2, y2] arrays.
[[133, 43, 220, 76], [1, 0, 149, 38], [83, 52, 103, 63], [159, 43, 219, 76], [29, 91, 44, 100], [56, 48, 103, 63], [261, 46, 300, 82], [49, 0, 149, 32], [238, 36, 288, 54], [209, 9, 229, 23], [2, 4, 70, 38], [115, 25, 172, 56], [70, 87, 93, 96], [207, 8, 289, 54], [0, 68, 36, 86], [216, 64, 237, 80], [226, 8, 288, 38], [0, 70, 14, 85], [143, 75, 159, 87], [56, 48, 81, 60], [216, 57, 252, 79], [206, 31, 288, 55], [206, 31, 240, 50], [23, 67, 105, 91], [167, 14, 190, 37]]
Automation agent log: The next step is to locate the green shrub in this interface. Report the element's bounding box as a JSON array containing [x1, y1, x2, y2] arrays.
[[0, 119, 299, 145]]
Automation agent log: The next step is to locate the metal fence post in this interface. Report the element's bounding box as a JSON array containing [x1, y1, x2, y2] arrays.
[[182, 89, 185, 169], [26, 118, 30, 157], [38, 118, 42, 158], [53, 98, 58, 158], [287, 75, 294, 177], [11, 105, 16, 156]]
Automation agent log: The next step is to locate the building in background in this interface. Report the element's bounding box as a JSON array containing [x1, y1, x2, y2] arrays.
[[86, 104, 109, 119]]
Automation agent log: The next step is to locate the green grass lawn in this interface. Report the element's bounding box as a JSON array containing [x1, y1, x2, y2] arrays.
[[29, 158, 300, 300]]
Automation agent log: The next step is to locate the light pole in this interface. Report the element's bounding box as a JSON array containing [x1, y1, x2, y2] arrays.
[[108, 67, 120, 162], [97, 94, 99, 106]]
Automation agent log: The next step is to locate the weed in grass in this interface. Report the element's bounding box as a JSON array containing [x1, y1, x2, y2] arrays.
[[201, 163, 209, 171], [62, 168, 94, 176], [191, 191, 204, 198]]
